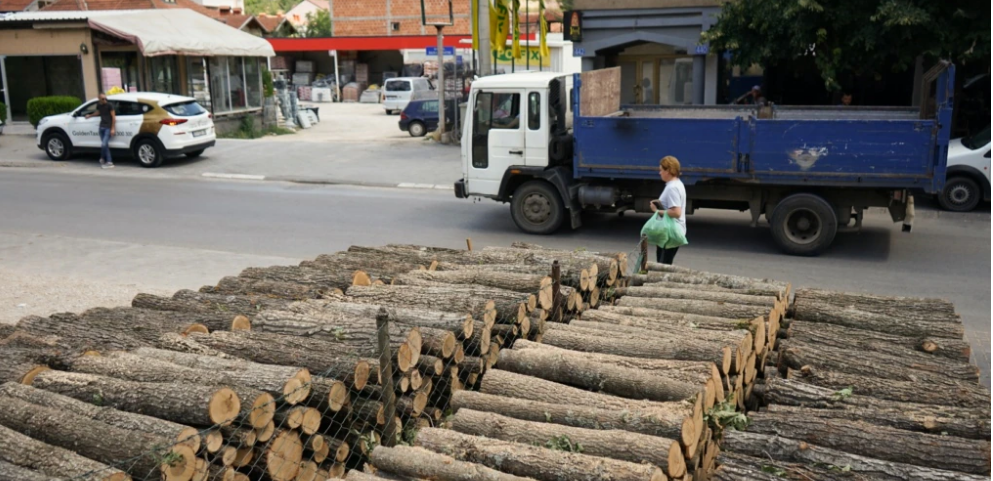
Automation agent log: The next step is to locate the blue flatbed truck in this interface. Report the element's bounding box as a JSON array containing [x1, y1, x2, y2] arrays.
[[454, 62, 955, 255]]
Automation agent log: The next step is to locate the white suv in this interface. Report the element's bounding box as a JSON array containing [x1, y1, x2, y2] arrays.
[[940, 126, 990, 211], [37, 92, 215, 168]]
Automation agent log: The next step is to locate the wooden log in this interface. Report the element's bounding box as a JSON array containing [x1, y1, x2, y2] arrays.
[[133, 290, 290, 319], [464, 322, 493, 356], [203, 276, 328, 299], [419, 327, 458, 360], [415, 428, 666, 481], [15, 314, 151, 352], [639, 265, 788, 292], [238, 265, 365, 292], [168, 331, 372, 389], [786, 320, 972, 362], [615, 296, 773, 319], [778, 339, 980, 383], [273, 301, 475, 340], [786, 366, 990, 409], [370, 445, 536, 481], [29, 370, 241, 428], [0, 396, 194, 481], [723, 430, 991, 481], [497, 340, 701, 402], [792, 300, 965, 339], [794, 287, 957, 319], [306, 377, 350, 413], [80, 307, 245, 337], [584, 307, 750, 331], [541, 322, 743, 364], [625, 277, 784, 297], [614, 286, 779, 308], [393, 269, 549, 295], [438, 262, 589, 291], [416, 355, 445, 376], [0, 460, 65, 481], [712, 452, 851, 481], [450, 409, 686, 478], [477, 370, 695, 446], [260, 430, 304, 481], [346, 285, 529, 325], [346, 470, 417, 481], [747, 412, 992, 475], [766, 403, 990, 441], [0, 422, 131, 481], [0, 382, 203, 452]]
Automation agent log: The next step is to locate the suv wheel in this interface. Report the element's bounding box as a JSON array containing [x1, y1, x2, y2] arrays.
[[43, 132, 72, 161], [938, 176, 981, 212], [135, 139, 164, 168]]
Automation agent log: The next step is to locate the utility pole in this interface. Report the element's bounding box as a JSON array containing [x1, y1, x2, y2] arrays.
[[436, 25, 447, 142], [476, 0, 491, 76]]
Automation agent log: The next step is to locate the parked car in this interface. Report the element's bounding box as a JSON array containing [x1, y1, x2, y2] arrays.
[[382, 77, 432, 115], [940, 126, 990, 211], [36, 92, 215, 168], [398, 99, 455, 137]]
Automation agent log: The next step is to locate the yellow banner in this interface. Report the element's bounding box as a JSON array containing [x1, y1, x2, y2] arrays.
[[511, 0, 522, 59], [490, 0, 510, 53], [539, 0, 549, 58], [494, 46, 551, 67], [471, 0, 479, 50]]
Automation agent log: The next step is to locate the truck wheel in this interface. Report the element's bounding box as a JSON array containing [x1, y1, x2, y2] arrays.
[[938, 176, 980, 212], [511, 181, 565, 235], [770, 193, 838, 256]]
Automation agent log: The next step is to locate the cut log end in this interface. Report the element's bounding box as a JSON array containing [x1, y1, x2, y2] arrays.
[[183, 323, 210, 336], [396, 342, 415, 373], [354, 360, 372, 390], [204, 430, 224, 454], [19, 366, 50, 386], [249, 393, 276, 429], [209, 387, 241, 426], [668, 440, 688, 479], [300, 407, 321, 435], [463, 315, 475, 338], [282, 378, 306, 405], [352, 270, 373, 287], [176, 426, 201, 453], [256, 421, 275, 443], [327, 380, 349, 412], [161, 444, 196, 481], [230, 315, 251, 331], [265, 430, 303, 481]]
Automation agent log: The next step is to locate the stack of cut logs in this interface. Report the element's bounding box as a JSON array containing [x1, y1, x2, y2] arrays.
[[714, 288, 992, 480]]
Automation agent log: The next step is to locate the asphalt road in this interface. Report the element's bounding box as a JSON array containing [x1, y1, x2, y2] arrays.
[[0, 170, 989, 385]]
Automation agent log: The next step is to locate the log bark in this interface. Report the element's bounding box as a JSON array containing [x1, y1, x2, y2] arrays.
[[450, 409, 686, 478], [132, 290, 291, 319], [712, 452, 850, 481], [81, 307, 244, 337], [585, 307, 750, 331], [746, 412, 991, 475], [541, 322, 743, 364], [370, 445, 536, 481], [477, 370, 695, 446], [29, 369, 241, 427], [0, 345, 60, 384], [346, 285, 528, 324], [415, 428, 667, 481], [794, 287, 957, 319], [765, 403, 990, 441], [202, 276, 327, 299], [639, 265, 788, 293], [778, 339, 980, 383], [0, 396, 192, 481], [786, 367, 991, 409], [169, 331, 373, 390], [437, 263, 586, 291], [347, 469, 418, 481], [614, 286, 778, 308], [307, 252, 426, 278], [394, 269, 548, 294], [792, 300, 965, 339], [0, 460, 63, 481], [239, 265, 363, 292], [16, 314, 150, 352], [722, 430, 991, 481], [251, 309, 419, 361], [0, 382, 202, 452], [497, 341, 702, 402], [280, 301, 475, 339], [122, 348, 310, 386], [626, 278, 784, 297], [786, 320, 971, 362], [615, 296, 773, 319], [0, 422, 131, 481]]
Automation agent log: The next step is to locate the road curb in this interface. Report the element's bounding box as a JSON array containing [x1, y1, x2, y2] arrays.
[[203, 172, 450, 191]]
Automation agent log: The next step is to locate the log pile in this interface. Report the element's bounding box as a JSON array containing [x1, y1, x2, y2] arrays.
[[713, 287, 991, 480]]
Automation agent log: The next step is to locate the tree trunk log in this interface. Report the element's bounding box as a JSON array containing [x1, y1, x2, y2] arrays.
[[0, 382, 203, 452], [415, 428, 667, 481], [16, 313, 150, 352], [0, 460, 64, 481], [793, 287, 957, 319], [437, 263, 587, 291], [792, 300, 964, 339], [764, 403, 990, 441], [614, 286, 779, 308], [541, 322, 743, 365], [346, 285, 528, 325], [202, 276, 327, 299], [29, 369, 241, 427], [0, 396, 192, 481], [280, 301, 475, 339], [0, 422, 131, 481], [497, 341, 702, 402], [626, 278, 784, 298], [586, 307, 750, 331], [251, 309, 418, 363], [786, 366, 990, 409], [722, 430, 990, 481], [746, 412, 991, 475], [615, 296, 773, 319], [778, 339, 980, 383], [449, 409, 686, 478], [712, 452, 850, 481], [640, 265, 788, 293], [172, 331, 373, 390], [369, 445, 535, 481], [238, 265, 364, 292], [477, 370, 696, 446], [82, 307, 245, 337], [132, 290, 290, 319], [786, 320, 971, 362], [0, 345, 60, 384], [124, 348, 310, 386], [394, 270, 548, 294]]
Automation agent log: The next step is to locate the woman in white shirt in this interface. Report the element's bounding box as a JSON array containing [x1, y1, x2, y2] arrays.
[[650, 156, 687, 265]]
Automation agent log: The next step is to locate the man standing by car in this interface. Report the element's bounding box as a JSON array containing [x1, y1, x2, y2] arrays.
[[86, 93, 115, 169]]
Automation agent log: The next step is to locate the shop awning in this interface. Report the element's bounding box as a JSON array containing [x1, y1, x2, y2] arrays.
[[87, 10, 275, 57]]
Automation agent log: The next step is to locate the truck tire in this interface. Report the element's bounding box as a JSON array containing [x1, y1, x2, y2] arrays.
[[511, 180, 565, 235], [770, 193, 838, 256], [938, 176, 981, 212]]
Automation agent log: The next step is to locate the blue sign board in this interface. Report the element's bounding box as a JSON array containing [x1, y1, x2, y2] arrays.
[[694, 44, 709, 55], [573, 47, 586, 57], [426, 46, 455, 56]]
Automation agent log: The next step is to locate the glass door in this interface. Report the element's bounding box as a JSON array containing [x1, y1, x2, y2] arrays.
[[638, 60, 655, 104]]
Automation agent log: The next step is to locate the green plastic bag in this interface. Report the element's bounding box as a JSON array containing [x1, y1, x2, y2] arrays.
[[641, 212, 688, 249]]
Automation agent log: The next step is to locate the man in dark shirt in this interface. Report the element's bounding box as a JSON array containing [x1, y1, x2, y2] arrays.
[[86, 93, 116, 168]]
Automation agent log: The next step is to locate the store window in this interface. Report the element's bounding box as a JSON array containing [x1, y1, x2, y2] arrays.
[[208, 57, 231, 112], [244, 58, 262, 108], [148, 56, 180, 94], [186, 57, 211, 111], [208, 56, 263, 114]]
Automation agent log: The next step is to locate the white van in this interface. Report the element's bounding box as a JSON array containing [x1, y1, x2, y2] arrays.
[[382, 77, 432, 115]]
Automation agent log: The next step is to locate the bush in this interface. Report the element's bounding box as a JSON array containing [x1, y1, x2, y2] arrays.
[[262, 68, 275, 98], [27, 96, 82, 127], [0, 102, 7, 124]]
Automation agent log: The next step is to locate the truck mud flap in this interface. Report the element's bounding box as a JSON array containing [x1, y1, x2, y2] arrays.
[[902, 195, 915, 232]]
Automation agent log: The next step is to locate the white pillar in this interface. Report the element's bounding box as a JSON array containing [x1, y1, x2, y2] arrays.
[[476, 0, 491, 76]]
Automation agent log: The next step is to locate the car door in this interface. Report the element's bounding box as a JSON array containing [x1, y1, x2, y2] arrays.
[[66, 101, 101, 148], [467, 90, 524, 196], [109, 101, 144, 149]]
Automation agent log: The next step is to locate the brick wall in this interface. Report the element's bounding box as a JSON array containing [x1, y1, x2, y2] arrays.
[[330, 0, 471, 36]]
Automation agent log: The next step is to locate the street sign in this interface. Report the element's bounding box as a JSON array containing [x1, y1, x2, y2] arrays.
[[573, 47, 585, 57], [694, 44, 709, 55], [426, 46, 455, 56]]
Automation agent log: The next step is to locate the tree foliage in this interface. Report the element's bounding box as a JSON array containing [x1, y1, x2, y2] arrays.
[[244, 0, 298, 15], [304, 9, 332, 38], [703, 0, 990, 89]]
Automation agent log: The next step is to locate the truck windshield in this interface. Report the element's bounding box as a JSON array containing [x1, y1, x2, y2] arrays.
[[961, 127, 990, 150]]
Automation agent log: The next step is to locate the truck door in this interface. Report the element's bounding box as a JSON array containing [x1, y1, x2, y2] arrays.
[[468, 90, 523, 196], [524, 89, 548, 166]]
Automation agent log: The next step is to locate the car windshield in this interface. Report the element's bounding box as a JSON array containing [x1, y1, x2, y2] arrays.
[[163, 101, 207, 117], [961, 127, 990, 150]]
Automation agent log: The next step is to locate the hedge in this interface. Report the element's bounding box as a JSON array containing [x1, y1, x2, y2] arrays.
[[0, 102, 7, 124], [27, 96, 82, 127]]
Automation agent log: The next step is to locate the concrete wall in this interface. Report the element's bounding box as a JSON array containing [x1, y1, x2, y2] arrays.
[[0, 26, 99, 100], [213, 109, 265, 136]]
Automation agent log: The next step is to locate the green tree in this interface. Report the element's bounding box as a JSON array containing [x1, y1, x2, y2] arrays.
[[703, 0, 990, 89], [304, 10, 332, 37]]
